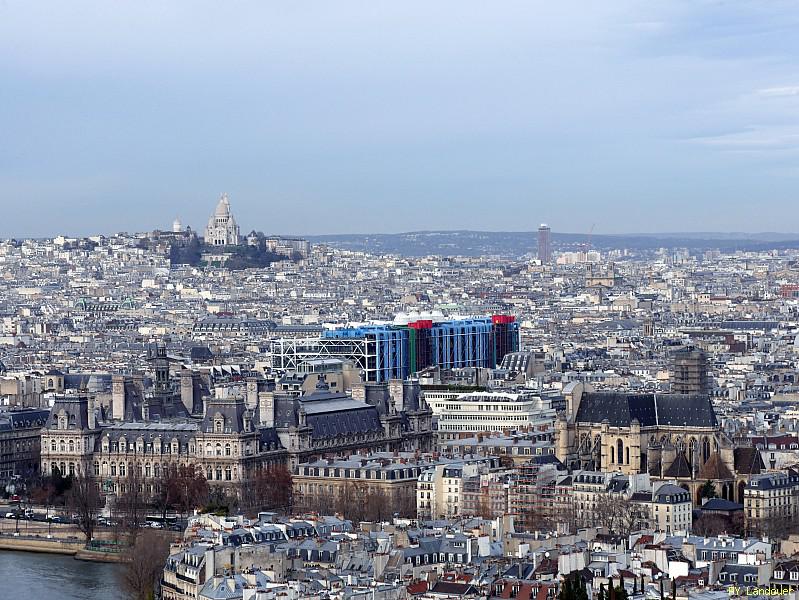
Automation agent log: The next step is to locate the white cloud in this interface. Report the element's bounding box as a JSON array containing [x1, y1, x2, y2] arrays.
[[757, 86, 799, 97], [689, 126, 799, 151]]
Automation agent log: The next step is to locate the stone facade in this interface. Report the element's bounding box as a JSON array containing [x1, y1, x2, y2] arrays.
[[40, 373, 434, 504], [204, 193, 240, 246]]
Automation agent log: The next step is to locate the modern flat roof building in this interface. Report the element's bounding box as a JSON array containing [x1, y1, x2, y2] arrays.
[[434, 391, 557, 438], [271, 316, 519, 382]]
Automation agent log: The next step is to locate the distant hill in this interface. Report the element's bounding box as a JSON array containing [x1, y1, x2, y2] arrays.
[[306, 230, 799, 258]]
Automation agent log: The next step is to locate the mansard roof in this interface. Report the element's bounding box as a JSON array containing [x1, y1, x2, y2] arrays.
[[45, 395, 96, 431], [273, 389, 384, 439], [200, 398, 251, 434], [99, 421, 198, 446], [576, 392, 717, 429], [0, 408, 49, 432]]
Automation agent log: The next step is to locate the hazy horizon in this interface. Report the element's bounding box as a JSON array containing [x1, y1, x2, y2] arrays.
[[2, 1, 799, 238]]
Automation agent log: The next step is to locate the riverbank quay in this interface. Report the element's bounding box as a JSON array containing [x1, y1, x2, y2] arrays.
[[0, 531, 128, 562], [0, 532, 83, 555]]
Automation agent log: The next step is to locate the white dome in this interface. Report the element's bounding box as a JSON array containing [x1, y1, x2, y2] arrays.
[[172, 218, 182, 233]]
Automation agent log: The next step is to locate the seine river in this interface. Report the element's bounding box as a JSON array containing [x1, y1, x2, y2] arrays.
[[0, 550, 125, 599]]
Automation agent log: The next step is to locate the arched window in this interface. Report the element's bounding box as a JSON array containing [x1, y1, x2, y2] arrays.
[[111, 463, 117, 476], [94, 461, 100, 476], [154, 464, 160, 478], [119, 462, 126, 477], [60, 440, 66, 453], [216, 467, 222, 481], [225, 466, 232, 481], [69, 440, 75, 453], [216, 443, 222, 456], [225, 444, 231, 456], [616, 439, 624, 465], [206, 467, 213, 480], [51, 440, 56, 452]]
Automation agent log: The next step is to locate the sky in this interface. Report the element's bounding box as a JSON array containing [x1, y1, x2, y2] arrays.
[[1, 1, 799, 237]]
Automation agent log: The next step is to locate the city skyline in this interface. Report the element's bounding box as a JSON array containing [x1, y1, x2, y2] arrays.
[[2, 1, 799, 237]]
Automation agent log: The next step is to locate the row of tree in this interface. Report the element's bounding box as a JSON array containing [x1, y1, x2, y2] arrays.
[[294, 481, 417, 523], [27, 464, 295, 600]]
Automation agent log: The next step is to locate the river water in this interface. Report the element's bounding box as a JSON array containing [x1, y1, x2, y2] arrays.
[[0, 550, 125, 599]]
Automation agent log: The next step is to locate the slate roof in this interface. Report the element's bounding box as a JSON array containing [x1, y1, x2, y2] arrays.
[[429, 581, 478, 596], [653, 483, 691, 503], [576, 392, 717, 428], [274, 389, 384, 440], [0, 408, 49, 431], [200, 398, 251, 434], [99, 421, 198, 447], [45, 396, 95, 431], [663, 452, 692, 478], [734, 447, 765, 475], [199, 572, 271, 600], [697, 452, 734, 480], [190, 345, 215, 362], [699, 498, 743, 512]]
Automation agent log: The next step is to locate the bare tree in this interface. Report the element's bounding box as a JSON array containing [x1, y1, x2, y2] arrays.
[[250, 465, 294, 513], [334, 480, 369, 522], [117, 466, 147, 543], [156, 463, 209, 519], [119, 529, 171, 600], [593, 496, 647, 540], [152, 463, 180, 521], [694, 513, 728, 537], [617, 499, 649, 540], [554, 498, 580, 534], [67, 469, 102, 544]]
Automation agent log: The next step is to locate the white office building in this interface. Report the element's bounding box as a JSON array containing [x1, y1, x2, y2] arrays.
[[434, 391, 557, 439]]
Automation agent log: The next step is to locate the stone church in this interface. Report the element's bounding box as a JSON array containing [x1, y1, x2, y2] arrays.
[[204, 193, 240, 246], [555, 384, 764, 504]]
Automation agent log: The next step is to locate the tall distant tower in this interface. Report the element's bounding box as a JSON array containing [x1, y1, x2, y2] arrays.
[[538, 224, 552, 264], [204, 193, 240, 246], [671, 346, 709, 395]]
